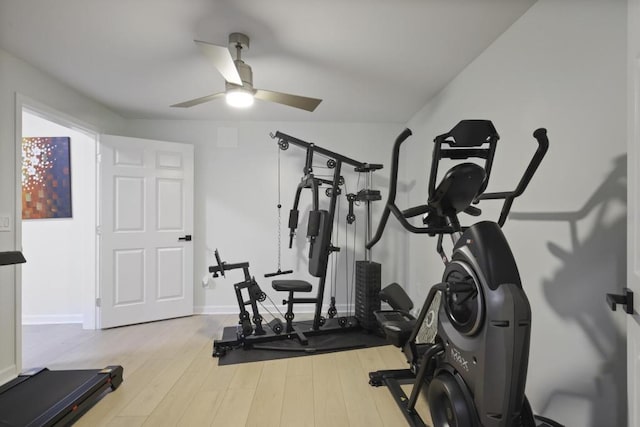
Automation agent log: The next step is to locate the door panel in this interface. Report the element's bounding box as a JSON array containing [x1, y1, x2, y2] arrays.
[[157, 178, 183, 229], [157, 247, 184, 300], [115, 176, 145, 230], [100, 135, 194, 328], [114, 249, 145, 305]]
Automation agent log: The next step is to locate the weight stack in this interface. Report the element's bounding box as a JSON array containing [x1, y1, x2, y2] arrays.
[[355, 261, 381, 331]]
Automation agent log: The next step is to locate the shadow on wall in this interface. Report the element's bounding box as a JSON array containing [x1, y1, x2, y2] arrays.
[[511, 155, 627, 427]]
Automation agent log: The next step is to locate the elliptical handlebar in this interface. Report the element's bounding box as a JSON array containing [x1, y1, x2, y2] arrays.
[[476, 128, 549, 226], [366, 126, 549, 249], [366, 128, 412, 249]]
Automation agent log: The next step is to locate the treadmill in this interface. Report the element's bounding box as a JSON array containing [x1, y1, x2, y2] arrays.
[[0, 251, 123, 427]]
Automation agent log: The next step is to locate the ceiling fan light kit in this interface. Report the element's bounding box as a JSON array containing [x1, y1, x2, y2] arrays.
[[226, 87, 254, 108], [171, 32, 322, 112]]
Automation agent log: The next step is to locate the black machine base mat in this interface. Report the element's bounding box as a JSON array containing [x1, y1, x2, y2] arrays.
[[216, 326, 388, 366]]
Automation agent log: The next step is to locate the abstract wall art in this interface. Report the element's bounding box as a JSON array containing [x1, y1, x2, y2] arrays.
[[22, 136, 72, 219]]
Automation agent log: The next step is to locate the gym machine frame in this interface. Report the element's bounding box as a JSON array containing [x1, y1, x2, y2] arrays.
[[211, 132, 383, 356], [273, 131, 383, 331]]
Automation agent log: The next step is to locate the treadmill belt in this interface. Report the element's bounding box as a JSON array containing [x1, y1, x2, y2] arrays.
[[0, 367, 122, 427]]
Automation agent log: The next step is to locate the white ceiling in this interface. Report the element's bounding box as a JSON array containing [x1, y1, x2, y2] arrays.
[[0, 0, 536, 123]]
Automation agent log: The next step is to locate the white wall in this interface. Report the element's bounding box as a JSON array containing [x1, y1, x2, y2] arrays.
[[403, 1, 627, 426], [123, 120, 409, 314], [21, 110, 95, 324], [0, 47, 124, 383]]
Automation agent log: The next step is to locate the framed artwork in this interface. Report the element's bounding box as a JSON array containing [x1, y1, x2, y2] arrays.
[[22, 136, 72, 219]]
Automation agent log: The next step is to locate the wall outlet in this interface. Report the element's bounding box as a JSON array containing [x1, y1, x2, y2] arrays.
[[201, 275, 210, 288], [0, 214, 11, 232]]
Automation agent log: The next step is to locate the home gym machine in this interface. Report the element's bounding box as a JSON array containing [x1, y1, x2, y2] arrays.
[[271, 131, 384, 332], [0, 251, 123, 427], [366, 121, 562, 427], [211, 132, 384, 357]]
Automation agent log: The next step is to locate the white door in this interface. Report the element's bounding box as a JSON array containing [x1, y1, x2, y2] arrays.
[[99, 135, 194, 328], [629, 2, 640, 425]]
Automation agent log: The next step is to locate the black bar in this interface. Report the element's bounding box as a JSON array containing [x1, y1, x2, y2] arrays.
[[428, 134, 442, 198], [440, 148, 491, 160], [389, 205, 453, 236], [315, 177, 334, 186], [208, 262, 249, 273], [312, 160, 343, 330], [479, 137, 498, 194], [402, 204, 431, 219], [253, 343, 366, 353], [273, 131, 367, 169], [290, 297, 319, 304], [370, 369, 427, 427], [264, 269, 293, 278], [304, 146, 314, 174], [407, 342, 444, 411], [366, 128, 413, 249], [476, 191, 512, 200]]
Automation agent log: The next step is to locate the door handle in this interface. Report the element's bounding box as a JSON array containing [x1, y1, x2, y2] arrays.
[[606, 287, 634, 314], [178, 235, 192, 242]]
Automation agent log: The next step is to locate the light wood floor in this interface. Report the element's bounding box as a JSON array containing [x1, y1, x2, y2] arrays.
[[22, 315, 432, 427]]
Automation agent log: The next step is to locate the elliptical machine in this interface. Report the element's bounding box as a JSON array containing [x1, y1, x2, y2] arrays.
[[367, 121, 562, 427]]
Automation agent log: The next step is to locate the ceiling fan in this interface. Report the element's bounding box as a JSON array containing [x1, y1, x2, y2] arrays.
[[171, 33, 322, 111]]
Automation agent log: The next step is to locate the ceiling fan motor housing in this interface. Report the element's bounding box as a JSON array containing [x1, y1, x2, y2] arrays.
[[229, 32, 250, 51], [228, 60, 254, 92]]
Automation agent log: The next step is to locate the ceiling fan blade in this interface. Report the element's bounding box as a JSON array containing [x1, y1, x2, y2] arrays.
[[170, 92, 225, 108], [254, 89, 322, 112], [194, 40, 242, 85]]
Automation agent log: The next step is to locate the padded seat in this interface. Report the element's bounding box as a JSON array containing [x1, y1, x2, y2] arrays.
[[272, 280, 313, 293], [374, 310, 416, 348]]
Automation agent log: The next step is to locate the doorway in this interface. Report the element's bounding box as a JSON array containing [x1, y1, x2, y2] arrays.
[[19, 106, 98, 367]]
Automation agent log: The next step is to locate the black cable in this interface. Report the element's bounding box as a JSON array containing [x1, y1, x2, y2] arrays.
[[261, 292, 286, 319]]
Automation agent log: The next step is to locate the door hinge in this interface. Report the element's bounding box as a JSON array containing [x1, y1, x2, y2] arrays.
[[95, 297, 101, 307], [96, 153, 102, 163], [96, 226, 101, 235]]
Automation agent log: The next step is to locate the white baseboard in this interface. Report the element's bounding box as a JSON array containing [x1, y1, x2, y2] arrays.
[[195, 303, 355, 316], [0, 364, 17, 386], [22, 314, 83, 325]]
